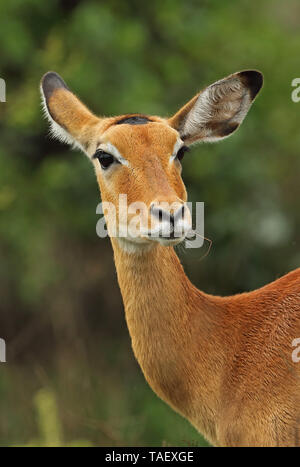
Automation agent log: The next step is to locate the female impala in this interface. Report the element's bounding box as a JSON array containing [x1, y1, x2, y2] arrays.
[[41, 70, 300, 447]]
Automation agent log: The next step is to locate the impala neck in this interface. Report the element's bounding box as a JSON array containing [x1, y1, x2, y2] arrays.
[[111, 238, 224, 430]]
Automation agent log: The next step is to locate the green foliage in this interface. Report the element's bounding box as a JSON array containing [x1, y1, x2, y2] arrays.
[[0, 0, 299, 447], [15, 388, 92, 447]]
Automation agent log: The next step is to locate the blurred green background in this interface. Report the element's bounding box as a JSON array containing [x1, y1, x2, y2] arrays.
[[0, 0, 299, 447]]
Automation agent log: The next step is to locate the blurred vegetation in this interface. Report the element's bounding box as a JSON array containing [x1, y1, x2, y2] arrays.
[[0, 0, 299, 447], [17, 388, 93, 447]]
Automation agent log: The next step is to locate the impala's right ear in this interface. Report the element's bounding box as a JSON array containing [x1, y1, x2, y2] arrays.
[[168, 70, 263, 145], [40, 72, 101, 152]]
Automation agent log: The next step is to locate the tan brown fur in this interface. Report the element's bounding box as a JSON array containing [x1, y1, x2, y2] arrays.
[[112, 241, 300, 446], [41, 70, 300, 446]]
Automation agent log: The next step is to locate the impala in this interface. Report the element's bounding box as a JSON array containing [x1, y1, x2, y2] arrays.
[[40, 69, 300, 447]]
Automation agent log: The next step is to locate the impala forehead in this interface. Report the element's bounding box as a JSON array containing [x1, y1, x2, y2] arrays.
[[100, 122, 181, 161]]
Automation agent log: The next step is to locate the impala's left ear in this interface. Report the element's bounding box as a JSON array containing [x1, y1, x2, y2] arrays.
[[40, 71, 101, 153], [168, 70, 263, 145]]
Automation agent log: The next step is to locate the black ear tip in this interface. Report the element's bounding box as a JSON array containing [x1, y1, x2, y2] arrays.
[[41, 71, 69, 101], [239, 70, 264, 99]]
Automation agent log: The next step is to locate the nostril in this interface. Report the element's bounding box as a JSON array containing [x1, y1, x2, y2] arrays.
[[151, 203, 184, 225], [174, 204, 186, 222], [151, 204, 168, 223], [149, 202, 187, 240], [158, 208, 163, 223]]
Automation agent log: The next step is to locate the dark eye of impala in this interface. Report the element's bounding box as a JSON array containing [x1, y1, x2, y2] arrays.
[[93, 150, 117, 170], [176, 145, 190, 162]]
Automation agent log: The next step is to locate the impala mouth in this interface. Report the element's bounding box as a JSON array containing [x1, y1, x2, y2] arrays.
[[142, 230, 189, 246], [106, 216, 193, 247]]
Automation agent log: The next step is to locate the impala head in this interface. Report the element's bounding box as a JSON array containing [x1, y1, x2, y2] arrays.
[[41, 69, 263, 251]]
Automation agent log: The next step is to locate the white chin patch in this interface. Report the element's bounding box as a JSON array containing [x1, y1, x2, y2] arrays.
[[116, 237, 154, 254], [157, 237, 184, 247]]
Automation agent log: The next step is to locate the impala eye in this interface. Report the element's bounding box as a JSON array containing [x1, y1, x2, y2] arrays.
[[93, 150, 117, 170], [176, 145, 190, 162]]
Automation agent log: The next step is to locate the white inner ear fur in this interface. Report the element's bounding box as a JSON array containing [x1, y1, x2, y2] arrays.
[[40, 85, 87, 154], [182, 76, 251, 143]]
